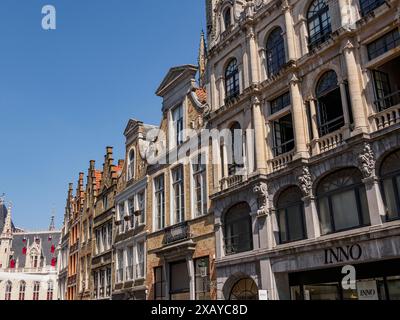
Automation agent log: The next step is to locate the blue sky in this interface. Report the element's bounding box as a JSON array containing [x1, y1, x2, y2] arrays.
[[0, 0, 206, 230]]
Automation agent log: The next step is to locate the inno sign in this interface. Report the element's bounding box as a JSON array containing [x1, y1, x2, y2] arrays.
[[324, 244, 363, 264]]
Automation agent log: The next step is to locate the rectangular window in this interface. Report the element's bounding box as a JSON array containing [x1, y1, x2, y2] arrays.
[[95, 229, 101, 254], [195, 257, 211, 300], [106, 268, 111, 297], [117, 249, 124, 283], [136, 242, 145, 279], [272, 113, 295, 156], [137, 191, 146, 225], [93, 272, 98, 299], [270, 92, 291, 114], [128, 197, 135, 229], [172, 165, 185, 224], [193, 156, 207, 217], [103, 195, 108, 211], [154, 175, 165, 230], [107, 223, 112, 248], [360, 0, 385, 17], [154, 267, 165, 300], [102, 225, 107, 251], [367, 29, 400, 60], [373, 70, 393, 111], [33, 282, 40, 301], [170, 261, 190, 300], [172, 104, 184, 146], [126, 246, 134, 281]]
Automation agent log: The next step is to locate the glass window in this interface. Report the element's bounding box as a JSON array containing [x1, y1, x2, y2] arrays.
[[47, 281, 54, 300], [33, 281, 40, 300], [276, 186, 306, 244], [317, 168, 370, 235], [154, 267, 165, 300], [360, 0, 385, 17], [387, 276, 400, 300], [372, 70, 392, 111], [154, 175, 165, 230], [193, 155, 207, 217], [19, 281, 26, 301], [172, 166, 185, 224], [224, 7, 232, 30], [128, 149, 135, 180], [229, 278, 259, 300], [307, 0, 332, 49], [137, 191, 146, 225], [195, 257, 211, 300], [172, 104, 184, 146], [228, 122, 244, 175], [273, 113, 295, 157], [136, 242, 145, 279], [266, 27, 286, 77], [224, 203, 253, 255], [316, 70, 345, 136], [170, 261, 190, 300], [225, 59, 240, 100], [380, 150, 400, 221], [5, 281, 12, 301], [368, 29, 400, 60], [270, 92, 291, 114]]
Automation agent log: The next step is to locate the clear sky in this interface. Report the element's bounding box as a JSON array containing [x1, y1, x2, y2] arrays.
[[0, 0, 206, 231]]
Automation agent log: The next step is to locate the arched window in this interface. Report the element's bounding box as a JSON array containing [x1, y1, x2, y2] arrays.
[[276, 186, 307, 243], [33, 281, 40, 300], [225, 59, 240, 100], [5, 281, 12, 301], [317, 168, 370, 235], [380, 150, 400, 221], [128, 149, 135, 181], [19, 281, 26, 301], [316, 71, 345, 136], [229, 277, 259, 300], [224, 7, 232, 30], [47, 281, 54, 300], [228, 122, 244, 175], [307, 0, 332, 49], [224, 203, 253, 255], [266, 28, 286, 77]]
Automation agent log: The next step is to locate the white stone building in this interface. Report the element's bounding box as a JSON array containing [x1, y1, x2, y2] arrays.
[[0, 198, 61, 300], [204, 0, 400, 300]]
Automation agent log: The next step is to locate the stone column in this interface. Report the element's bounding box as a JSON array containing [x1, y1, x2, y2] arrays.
[[289, 74, 309, 159], [247, 24, 260, 85], [252, 96, 268, 173], [259, 259, 278, 300], [283, 3, 296, 61], [251, 211, 260, 250], [303, 196, 321, 239], [245, 106, 255, 174], [342, 39, 368, 134], [308, 98, 320, 155], [362, 176, 385, 226], [217, 76, 225, 107], [215, 217, 224, 259], [339, 80, 351, 138], [186, 256, 195, 300]]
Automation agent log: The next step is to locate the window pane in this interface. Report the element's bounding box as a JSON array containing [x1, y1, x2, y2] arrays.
[[287, 205, 305, 241], [359, 187, 371, 225], [319, 197, 332, 235], [278, 209, 287, 243], [170, 261, 189, 293], [384, 178, 399, 220], [331, 190, 360, 231]]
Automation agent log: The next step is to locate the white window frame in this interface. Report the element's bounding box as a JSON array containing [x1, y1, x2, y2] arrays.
[[171, 164, 185, 225], [191, 152, 208, 218], [153, 174, 165, 231]]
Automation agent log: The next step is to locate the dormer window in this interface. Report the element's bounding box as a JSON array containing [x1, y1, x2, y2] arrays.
[[172, 104, 184, 146], [224, 7, 232, 30], [127, 149, 135, 181]]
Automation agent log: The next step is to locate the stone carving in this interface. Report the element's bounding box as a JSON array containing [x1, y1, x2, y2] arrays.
[[253, 182, 269, 215], [358, 143, 376, 178], [297, 166, 312, 196]]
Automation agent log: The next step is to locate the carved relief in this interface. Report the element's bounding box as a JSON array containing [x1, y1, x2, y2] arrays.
[[253, 182, 269, 215], [297, 166, 312, 196], [358, 143, 376, 178]]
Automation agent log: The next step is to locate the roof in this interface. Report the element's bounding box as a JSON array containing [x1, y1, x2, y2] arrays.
[[12, 231, 61, 267], [156, 65, 198, 97], [0, 203, 15, 233]]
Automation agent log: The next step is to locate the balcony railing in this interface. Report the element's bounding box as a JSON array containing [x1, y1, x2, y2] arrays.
[[317, 129, 345, 153], [164, 222, 191, 245], [269, 150, 295, 173], [220, 175, 244, 191]]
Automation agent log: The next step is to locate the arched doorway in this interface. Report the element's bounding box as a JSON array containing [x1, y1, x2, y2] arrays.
[[229, 277, 259, 300]]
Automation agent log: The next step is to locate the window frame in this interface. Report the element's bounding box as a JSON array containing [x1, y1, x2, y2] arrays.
[[172, 165, 185, 225], [266, 27, 286, 77], [154, 174, 166, 231], [225, 59, 240, 100], [307, 0, 332, 50]]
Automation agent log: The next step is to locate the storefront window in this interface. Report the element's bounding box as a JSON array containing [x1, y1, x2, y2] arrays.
[[317, 168, 370, 235]]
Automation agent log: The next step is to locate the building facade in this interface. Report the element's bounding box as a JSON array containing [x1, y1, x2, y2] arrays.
[[145, 64, 216, 301], [91, 147, 123, 300], [205, 0, 400, 300], [0, 198, 61, 301]]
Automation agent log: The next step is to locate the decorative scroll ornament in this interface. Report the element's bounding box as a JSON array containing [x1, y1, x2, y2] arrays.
[[253, 182, 269, 215], [297, 166, 312, 196], [358, 143, 376, 178]]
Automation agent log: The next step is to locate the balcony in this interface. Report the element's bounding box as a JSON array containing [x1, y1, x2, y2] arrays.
[[268, 150, 295, 173], [372, 91, 400, 130], [164, 222, 191, 245], [219, 175, 244, 191]]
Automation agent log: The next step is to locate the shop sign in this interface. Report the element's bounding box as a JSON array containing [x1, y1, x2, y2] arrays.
[[357, 281, 379, 300], [324, 244, 362, 265]]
